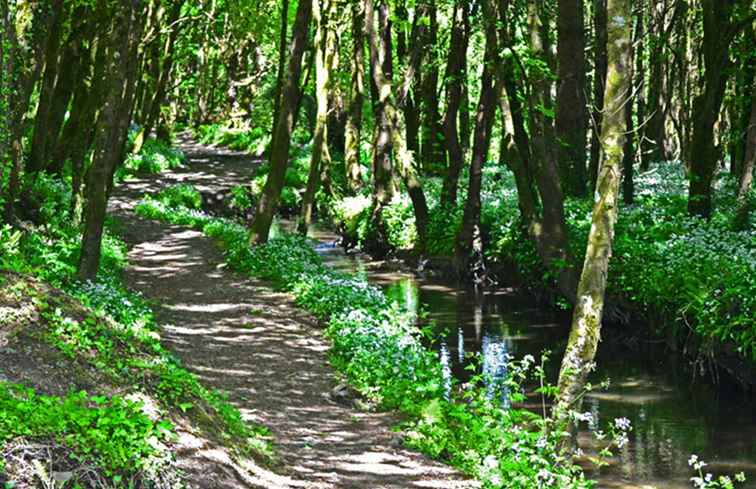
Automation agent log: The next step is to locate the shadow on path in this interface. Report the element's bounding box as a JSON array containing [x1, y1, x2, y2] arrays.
[[109, 135, 473, 489]]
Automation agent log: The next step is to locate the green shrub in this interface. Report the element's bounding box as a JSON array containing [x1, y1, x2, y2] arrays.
[[116, 137, 185, 181], [0, 383, 172, 476]]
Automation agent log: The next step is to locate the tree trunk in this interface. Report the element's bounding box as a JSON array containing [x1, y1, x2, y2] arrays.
[[687, 0, 739, 218], [588, 0, 608, 193], [623, 8, 642, 205], [137, 0, 182, 148], [366, 0, 430, 253], [344, 1, 366, 191], [554, 0, 631, 429], [556, 0, 588, 197], [440, 0, 469, 209], [270, 0, 290, 149], [0, 0, 10, 172], [4, 0, 52, 221], [641, 1, 668, 169], [45, 20, 89, 174], [249, 0, 312, 245], [456, 0, 498, 274], [27, 0, 66, 175], [78, 0, 142, 281], [734, 85, 756, 229], [298, 0, 336, 235], [419, 0, 443, 173]]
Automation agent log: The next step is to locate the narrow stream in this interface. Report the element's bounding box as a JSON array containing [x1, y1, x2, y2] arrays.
[[307, 232, 756, 489]]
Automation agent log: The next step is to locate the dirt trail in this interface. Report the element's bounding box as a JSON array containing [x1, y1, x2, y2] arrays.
[[109, 135, 472, 489]]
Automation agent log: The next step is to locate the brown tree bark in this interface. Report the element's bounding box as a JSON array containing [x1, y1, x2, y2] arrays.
[[27, 0, 66, 175], [137, 0, 183, 148], [249, 0, 311, 244], [4, 1, 53, 221], [298, 0, 336, 235], [554, 0, 631, 429], [344, 1, 366, 191], [78, 0, 143, 281], [456, 0, 498, 274], [419, 0, 443, 172], [440, 0, 469, 208], [366, 0, 430, 252], [687, 0, 743, 218], [734, 85, 756, 229], [556, 0, 588, 197], [270, 0, 290, 149], [588, 0, 608, 193], [45, 15, 90, 174]]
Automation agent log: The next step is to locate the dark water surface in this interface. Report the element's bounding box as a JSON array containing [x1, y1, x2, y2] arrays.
[[303, 230, 756, 489]]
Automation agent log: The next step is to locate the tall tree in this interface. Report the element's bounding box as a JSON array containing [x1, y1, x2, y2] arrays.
[[298, 0, 336, 234], [734, 84, 756, 229], [588, 0, 608, 192], [78, 0, 144, 280], [366, 0, 430, 252], [554, 0, 631, 428], [440, 0, 469, 208], [270, 0, 290, 147], [344, 1, 366, 191], [455, 0, 498, 274], [556, 0, 588, 197], [687, 0, 749, 218], [26, 0, 65, 176], [249, 0, 312, 244]]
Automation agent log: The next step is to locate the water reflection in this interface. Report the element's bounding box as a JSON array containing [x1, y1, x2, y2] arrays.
[[314, 244, 756, 488]]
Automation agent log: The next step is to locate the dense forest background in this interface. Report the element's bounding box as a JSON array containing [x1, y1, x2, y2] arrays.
[[0, 0, 755, 488]]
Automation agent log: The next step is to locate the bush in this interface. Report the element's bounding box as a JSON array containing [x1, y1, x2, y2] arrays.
[[115, 137, 186, 181]]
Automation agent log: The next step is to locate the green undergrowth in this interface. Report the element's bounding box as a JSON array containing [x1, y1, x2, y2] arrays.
[[135, 190, 594, 489], [115, 135, 186, 182], [483, 164, 756, 362], [0, 171, 270, 485], [332, 162, 756, 364], [0, 382, 173, 479], [195, 123, 270, 155]]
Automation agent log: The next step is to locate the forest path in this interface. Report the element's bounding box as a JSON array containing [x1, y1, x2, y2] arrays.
[[108, 135, 472, 489]]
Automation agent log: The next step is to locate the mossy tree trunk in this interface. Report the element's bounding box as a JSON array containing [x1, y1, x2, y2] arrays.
[[298, 0, 336, 235], [249, 0, 311, 245], [365, 0, 430, 253], [588, 0, 608, 193], [344, 1, 366, 191], [686, 0, 745, 218], [554, 0, 631, 430], [78, 0, 143, 281], [26, 0, 65, 177]]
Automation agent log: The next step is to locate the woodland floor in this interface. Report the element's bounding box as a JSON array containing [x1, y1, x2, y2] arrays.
[[108, 135, 473, 489]]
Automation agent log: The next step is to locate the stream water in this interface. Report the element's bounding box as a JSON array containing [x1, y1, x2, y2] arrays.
[[307, 233, 756, 489]]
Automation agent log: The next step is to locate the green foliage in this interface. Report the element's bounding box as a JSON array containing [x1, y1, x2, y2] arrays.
[[0, 176, 271, 479], [195, 123, 270, 155], [229, 184, 254, 213], [0, 383, 172, 476], [115, 137, 186, 181], [136, 196, 593, 489], [484, 163, 756, 360], [154, 183, 203, 209]]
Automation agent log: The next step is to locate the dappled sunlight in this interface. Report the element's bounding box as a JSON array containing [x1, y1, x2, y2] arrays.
[[105, 147, 474, 488]]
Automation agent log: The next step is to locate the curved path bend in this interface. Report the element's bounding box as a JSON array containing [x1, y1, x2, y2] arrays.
[[109, 136, 473, 489]]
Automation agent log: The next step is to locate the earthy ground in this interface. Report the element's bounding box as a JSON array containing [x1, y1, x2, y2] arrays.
[[108, 135, 473, 489]]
